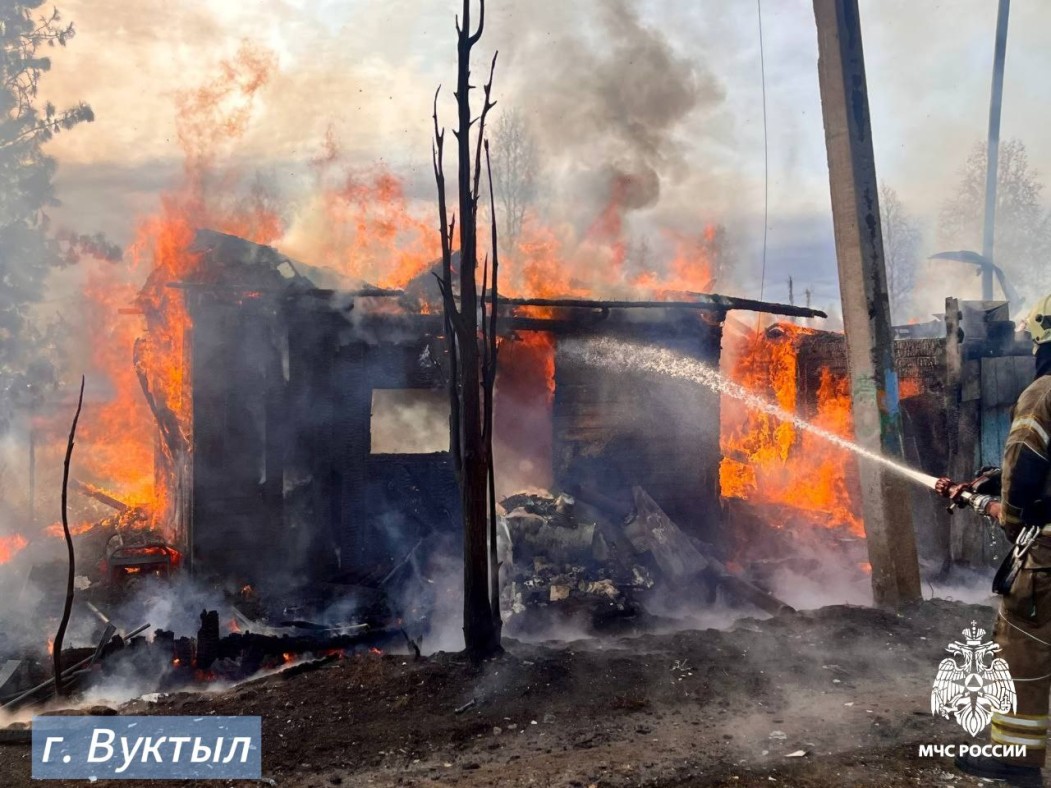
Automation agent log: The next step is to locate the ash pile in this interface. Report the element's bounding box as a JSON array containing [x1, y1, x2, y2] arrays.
[[499, 486, 793, 637]]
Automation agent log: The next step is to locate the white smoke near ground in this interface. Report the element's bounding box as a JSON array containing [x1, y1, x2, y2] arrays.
[[110, 574, 232, 639], [763, 540, 873, 611], [401, 543, 464, 655]]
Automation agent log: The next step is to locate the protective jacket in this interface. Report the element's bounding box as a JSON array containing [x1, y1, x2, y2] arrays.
[[990, 370, 1051, 765]]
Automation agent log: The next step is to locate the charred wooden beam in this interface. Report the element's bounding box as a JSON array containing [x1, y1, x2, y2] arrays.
[[172, 281, 822, 319], [167, 282, 405, 299], [349, 313, 611, 335], [278, 653, 338, 680], [212, 626, 404, 663], [714, 571, 794, 621], [498, 294, 827, 320], [1, 624, 148, 712], [71, 480, 129, 512]]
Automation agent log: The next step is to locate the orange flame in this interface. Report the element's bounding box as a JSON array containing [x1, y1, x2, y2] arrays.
[[899, 377, 922, 400], [311, 169, 440, 289], [57, 41, 727, 544], [503, 213, 717, 301], [72, 43, 278, 536], [45, 520, 100, 538], [0, 534, 28, 564], [720, 325, 863, 536]]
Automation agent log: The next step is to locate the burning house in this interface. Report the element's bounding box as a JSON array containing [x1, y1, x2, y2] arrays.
[[133, 229, 827, 611], [719, 301, 1035, 577]]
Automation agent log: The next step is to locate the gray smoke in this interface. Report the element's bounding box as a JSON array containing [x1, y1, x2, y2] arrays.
[[497, 0, 723, 223]]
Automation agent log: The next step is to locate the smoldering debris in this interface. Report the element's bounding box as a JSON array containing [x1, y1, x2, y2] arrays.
[[498, 485, 795, 640], [0, 568, 413, 718]]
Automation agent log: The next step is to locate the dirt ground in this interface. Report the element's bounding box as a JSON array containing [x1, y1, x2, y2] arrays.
[[0, 598, 1030, 787]]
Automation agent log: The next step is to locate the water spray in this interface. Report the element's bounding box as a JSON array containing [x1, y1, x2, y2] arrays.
[[563, 337, 942, 492]]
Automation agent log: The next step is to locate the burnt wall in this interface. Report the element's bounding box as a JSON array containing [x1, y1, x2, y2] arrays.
[[553, 311, 724, 542], [794, 331, 946, 417], [188, 289, 460, 593], [793, 328, 951, 564], [188, 292, 288, 586]]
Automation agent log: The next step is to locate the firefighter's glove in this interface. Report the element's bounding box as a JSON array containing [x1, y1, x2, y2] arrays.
[[970, 494, 996, 518]]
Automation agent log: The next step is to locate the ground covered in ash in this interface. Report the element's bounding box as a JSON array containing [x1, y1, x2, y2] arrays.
[[0, 598, 1016, 787]]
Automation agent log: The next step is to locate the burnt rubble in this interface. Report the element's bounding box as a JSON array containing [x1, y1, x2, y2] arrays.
[[499, 485, 793, 638]]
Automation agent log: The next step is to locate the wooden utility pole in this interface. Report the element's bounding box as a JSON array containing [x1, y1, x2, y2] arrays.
[[813, 0, 921, 607]]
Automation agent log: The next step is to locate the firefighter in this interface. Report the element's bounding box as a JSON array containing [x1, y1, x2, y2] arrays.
[[937, 293, 1051, 787]]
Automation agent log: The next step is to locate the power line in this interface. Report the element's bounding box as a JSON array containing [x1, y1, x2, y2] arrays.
[[756, 0, 769, 305]]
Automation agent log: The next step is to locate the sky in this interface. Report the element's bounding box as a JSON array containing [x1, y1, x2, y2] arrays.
[[36, 0, 1051, 316]]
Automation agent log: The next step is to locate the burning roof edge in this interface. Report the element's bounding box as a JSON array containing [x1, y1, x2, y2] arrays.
[[178, 229, 316, 292], [170, 229, 826, 321]]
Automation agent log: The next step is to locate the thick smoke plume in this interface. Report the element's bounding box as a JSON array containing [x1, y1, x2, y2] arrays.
[[505, 0, 723, 227]]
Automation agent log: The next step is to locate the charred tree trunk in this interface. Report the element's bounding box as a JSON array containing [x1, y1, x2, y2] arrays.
[[53, 376, 85, 697], [433, 0, 502, 659]]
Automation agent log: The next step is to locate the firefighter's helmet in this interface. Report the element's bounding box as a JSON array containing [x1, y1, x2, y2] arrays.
[[1025, 293, 1051, 352]]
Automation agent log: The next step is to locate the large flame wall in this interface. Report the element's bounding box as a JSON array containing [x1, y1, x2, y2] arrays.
[[720, 324, 864, 536]]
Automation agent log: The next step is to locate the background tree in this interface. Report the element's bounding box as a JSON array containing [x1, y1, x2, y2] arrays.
[[0, 1, 102, 429], [432, 0, 503, 659], [879, 183, 921, 323], [939, 139, 1051, 299], [491, 108, 537, 254]]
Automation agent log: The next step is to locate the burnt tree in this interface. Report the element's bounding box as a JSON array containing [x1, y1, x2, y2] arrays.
[[432, 0, 502, 658], [53, 375, 84, 696]]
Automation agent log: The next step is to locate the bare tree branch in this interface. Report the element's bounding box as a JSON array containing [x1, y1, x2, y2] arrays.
[[484, 139, 500, 625], [492, 108, 538, 252], [879, 183, 921, 322], [472, 52, 498, 206], [468, 0, 485, 47], [53, 375, 85, 697], [940, 139, 1051, 295], [433, 86, 463, 476]]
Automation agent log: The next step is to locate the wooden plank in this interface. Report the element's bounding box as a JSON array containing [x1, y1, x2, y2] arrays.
[[988, 356, 1026, 406], [944, 298, 962, 460], [980, 357, 997, 406], [1013, 355, 1034, 398], [623, 488, 707, 573], [993, 357, 1012, 405], [981, 407, 1003, 468], [962, 359, 982, 402]]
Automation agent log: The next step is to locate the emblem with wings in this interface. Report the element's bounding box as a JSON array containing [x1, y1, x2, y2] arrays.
[[931, 621, 1016, 737]]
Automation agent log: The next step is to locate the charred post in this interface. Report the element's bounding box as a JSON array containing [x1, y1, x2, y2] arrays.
[[53, 375, 85, 697]]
